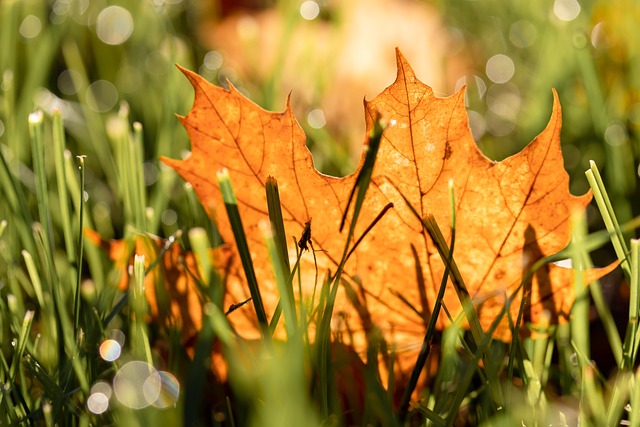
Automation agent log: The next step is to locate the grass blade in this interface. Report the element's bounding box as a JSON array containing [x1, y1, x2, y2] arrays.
[[29, 111, 53, 253], [398, 180, 457, 421], [73, 156, 85, 338], [52, 110, 76, 266], [586, 161, 630, 277], [217, 168, 269, 336]]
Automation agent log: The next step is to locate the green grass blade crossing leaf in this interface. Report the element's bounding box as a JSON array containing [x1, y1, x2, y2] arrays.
[[217, 168, 270, 337]]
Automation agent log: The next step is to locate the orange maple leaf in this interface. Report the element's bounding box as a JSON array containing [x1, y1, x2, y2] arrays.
[[161, 49, 614, 356]]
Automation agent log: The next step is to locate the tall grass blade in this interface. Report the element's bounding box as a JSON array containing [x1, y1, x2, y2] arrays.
[[586, 161, 630, 277], [73, 156, 85, 337], [265, 176, 291, 273], [316, 115, 386, 418], [630, 367, 640, 427], [52, 110, 76, 266], [8, 311, 34, 382], [263, 222, 299, 338], [339, 113, 385, 238], [217, 168, 269, 336], [130, 253, 153, 365], [398, 180, 457, 421], [183, 230, 222, 427], [29, 111, 53, 253], [629, 239, 640, 365], [265, 176, 294, 333]]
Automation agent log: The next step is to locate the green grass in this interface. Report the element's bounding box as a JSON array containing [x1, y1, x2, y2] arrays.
[[1, 0, 640, 426]]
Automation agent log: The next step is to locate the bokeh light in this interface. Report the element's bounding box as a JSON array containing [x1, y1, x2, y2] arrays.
[[466, 110, 486, 141], [486, 108, 516, 137], [96, 6, 134, 45], [87, 392, 109, 414], [151, 371, 180, 408], [57, 69, 83, 95], [604, 122, 628, 147], [553, 0, 581, 22], [87, 381, 112, 414], [591, 22, 610, 50], [99, 339, 121, 362], [51, 0, 70, 24], [113, 361, 161, 409], [19, 15, 42, 39], [99, 330, 125, 363], [204, 51, 223, 71], [509, 20, 537, 48], [92, 381, 113, 399], [92, 201, 111, 225], [145, 51, 169, 77], [307, 108, 326, 129], [161, 209, 177, 226], [143, 162, 159, 186], [455, 75, 487, 103], [486, 83, 521, 115], [300, 1, 320, 21], [485, 54, 515, 84], [86, 80, 118, 112]]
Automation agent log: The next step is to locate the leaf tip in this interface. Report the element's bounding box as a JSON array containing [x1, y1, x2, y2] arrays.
[[550, 88, 562, 117], [394, 47, 415, 80], [176, 64, 199, 84], [159, 155, 183, 173]]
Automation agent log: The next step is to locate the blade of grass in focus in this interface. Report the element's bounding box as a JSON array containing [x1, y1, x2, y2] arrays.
[[218, 168, 270, 336]]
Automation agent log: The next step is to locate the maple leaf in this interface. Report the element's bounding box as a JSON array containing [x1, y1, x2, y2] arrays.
[[161, 49, 615, 357]]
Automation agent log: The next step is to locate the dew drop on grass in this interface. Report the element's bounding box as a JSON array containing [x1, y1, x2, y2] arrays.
[[569, 353, 578, 366]]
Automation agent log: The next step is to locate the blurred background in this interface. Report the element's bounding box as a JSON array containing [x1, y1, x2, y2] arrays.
[[1, 0, 638, 264]]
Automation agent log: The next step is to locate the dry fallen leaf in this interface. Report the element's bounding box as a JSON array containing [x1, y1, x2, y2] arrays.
[[161, 50, 615, 363]]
